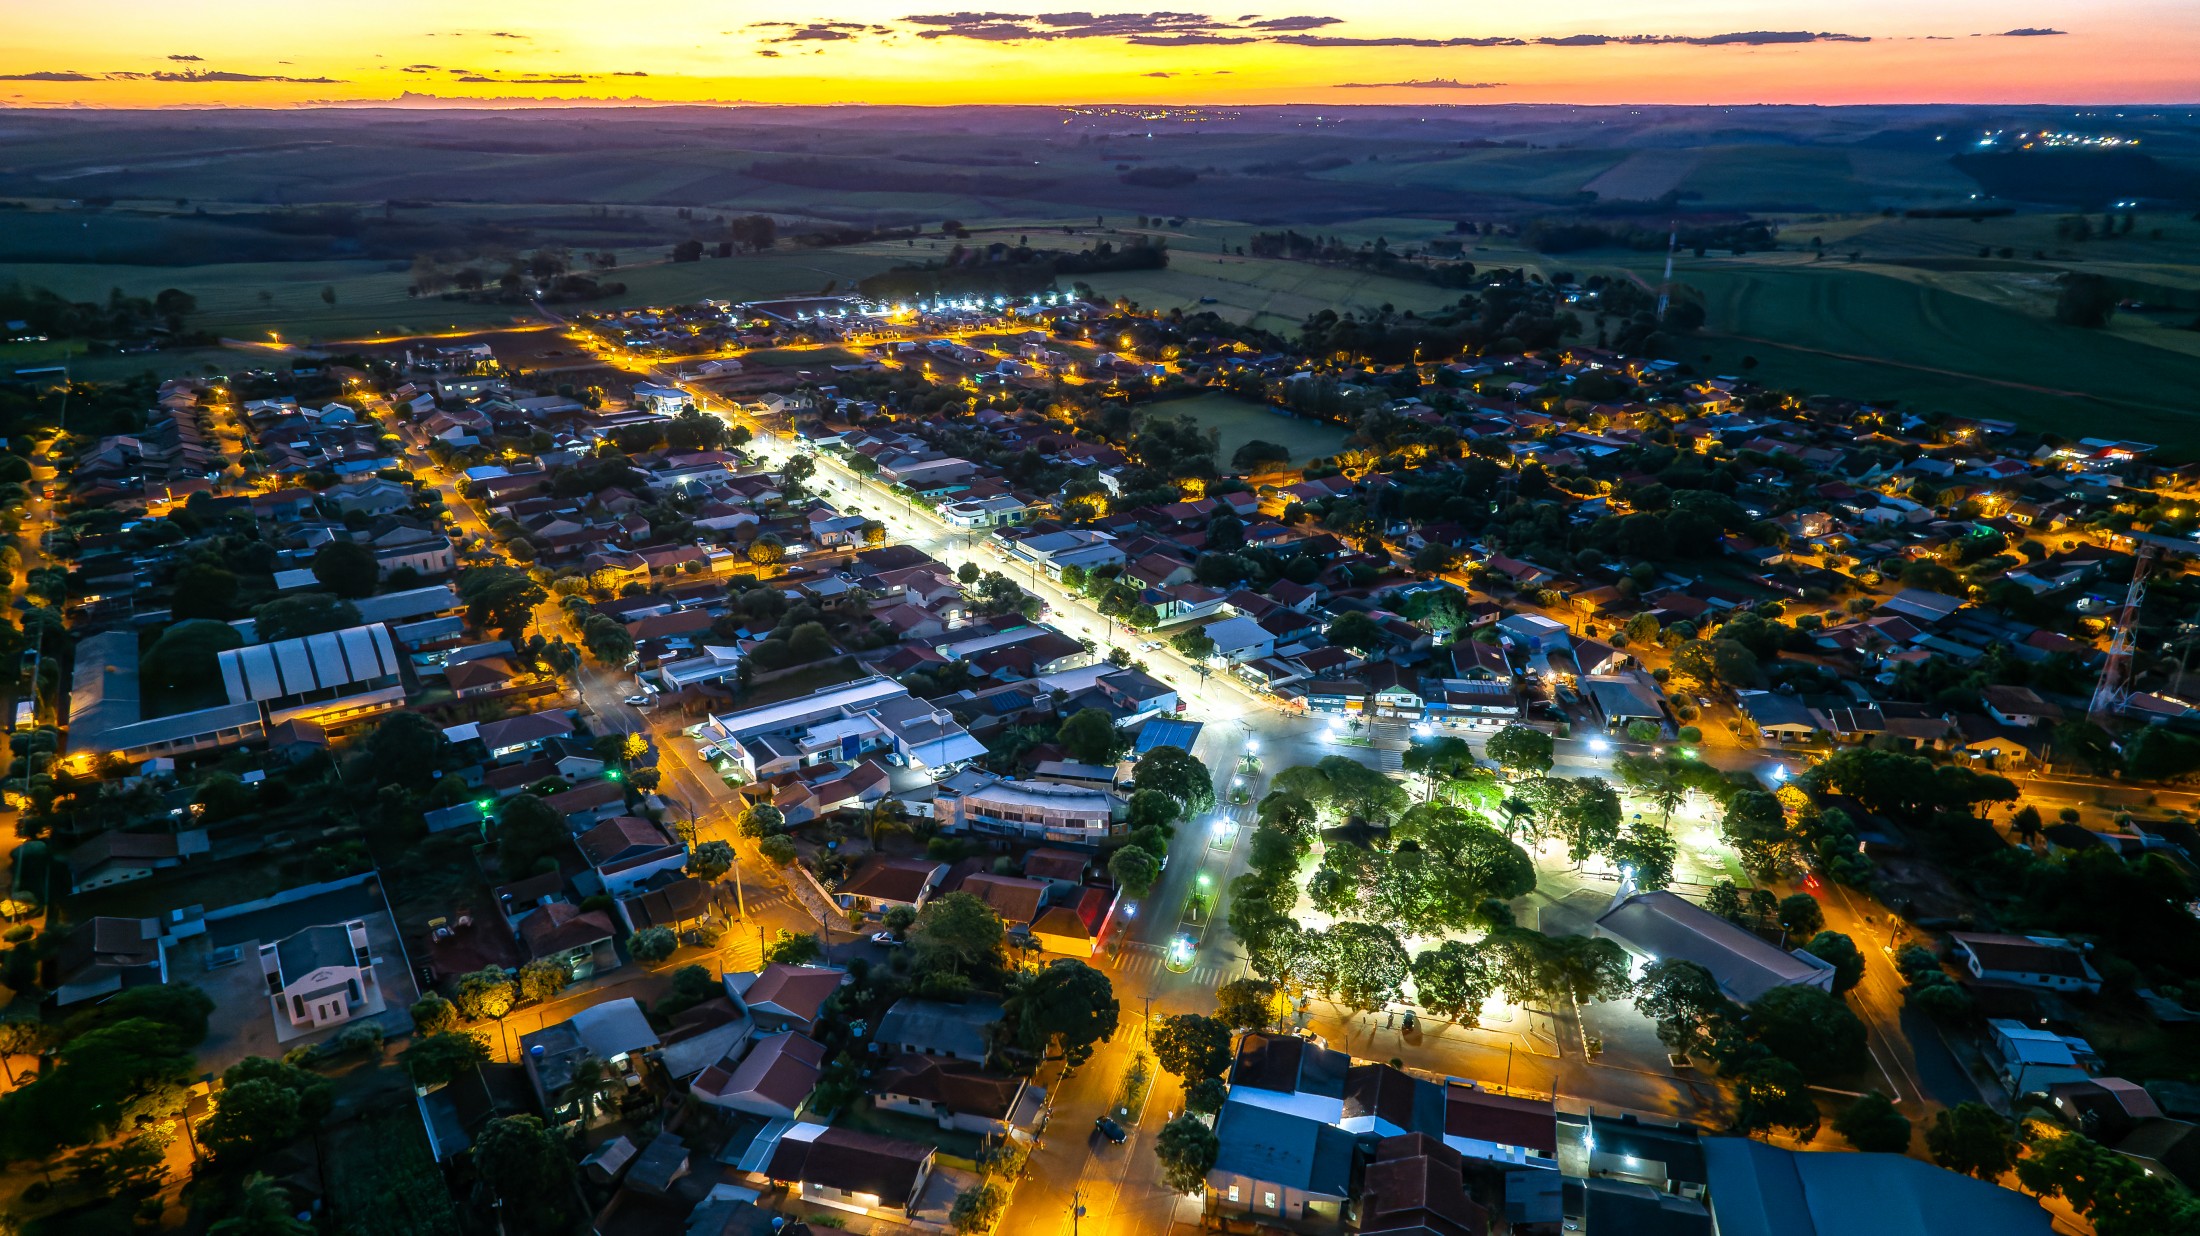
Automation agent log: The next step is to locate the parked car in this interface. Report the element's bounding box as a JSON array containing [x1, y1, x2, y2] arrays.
[[869, 932, 903, 947], [1094, 1117, 1127, 1144], [623, 695, 651, 707]]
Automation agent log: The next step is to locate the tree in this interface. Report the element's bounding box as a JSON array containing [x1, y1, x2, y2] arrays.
[[141, 618, 245, 696], [1410, 940, 1496, 1022], [1108, 845, 1161, 898], [1184, 1075, 1229, 1116], [1721, 790, 1797, 878], [1214, 978, 1278, 1032], [1151, 1014, 1232, 1080], [1706, 881, 1747, 922], [1926, 1102, 2016, 1179], [747, 533, 786, 567], [1154, 1113, 1220, 1194], [580, 613, 635, 664], [1487, 724, 1554, 777], [1307, 921, 1410, 1014], [913, 891, 1005, 976], [736, 802, 785, 838], [457, 565, 547, 641], [685, 839, 733, 884], [949, 1181, 1008, 1234], [171, 562, 241, 620], [209, 1173, 311, 1236], [628, 926, 678, 962], [764, 929, 820, 966], [253, 593, 363, 642], [1324, 611, 1388, 655], [1835, 1091, 1912, 1153], [1803, 931, 1866, 995], [2056, 272, 2118, 328], [1134, 745, 1216, 817], [363, 710, 447, 793], [453, 967, 517, 1022], [1169, 629, 1216, 660], [1487, 928, 1632, 1009], [1057, 707, 1122, 766], [1733, 1056, 1820, 1142], [1633, 959, 1737, 1056], [1776, 893, 1824, 939], [200, 1057, 332, 1165], [1610, 822, 1677, 890], [473, 1116, 580, 1233], [2019, 1125, 2200, 1236], [496, 793, 570, 875], [758, 834, 798, 866], [518, 958, 571, 1004], [1550, 777, 1624, 865], [310, 539, 382, 598], [1009, 960, 1119, 1068], [1748, 985, 1868, 1079], [403, 1031, 490, 1087]]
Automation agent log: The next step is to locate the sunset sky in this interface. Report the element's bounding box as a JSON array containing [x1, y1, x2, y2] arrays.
[[4, 1, 2197, 108]]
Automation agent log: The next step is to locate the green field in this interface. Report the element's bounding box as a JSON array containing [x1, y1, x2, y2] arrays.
[[1149, 391, 1349, 466], [1083, 253, 1465, 335]]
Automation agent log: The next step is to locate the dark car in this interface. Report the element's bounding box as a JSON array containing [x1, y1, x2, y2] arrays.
[[1094, 1117, 1127, 1144]]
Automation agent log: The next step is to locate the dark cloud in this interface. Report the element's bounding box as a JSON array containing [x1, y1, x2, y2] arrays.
[[490, 31, 526, 39], [1999, 27, 2066, 35], [106, 69, 345, 83], [756, 48, 782, 56], [899, 13, 1874, 49], [773, 24, 859, 41], [0, 70, 98, 81], [1143, 70, 1174, 77], [613, 70, 649, 76], [1242, 15, 1340, 30], [456, 75, 495, 82], [168, 54, 203, 62], [1334, 78, 1504, 89], [1273, 33, 1520, 47]]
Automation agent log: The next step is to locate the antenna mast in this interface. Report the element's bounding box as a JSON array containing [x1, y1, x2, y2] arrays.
[[2089, 543, 2156, 725]]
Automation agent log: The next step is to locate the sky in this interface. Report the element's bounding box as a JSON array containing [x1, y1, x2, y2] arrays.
[[3, 1, 2197, 108]]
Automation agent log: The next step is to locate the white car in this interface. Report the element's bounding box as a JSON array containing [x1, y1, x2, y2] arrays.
[[623, 694, 651, 707]]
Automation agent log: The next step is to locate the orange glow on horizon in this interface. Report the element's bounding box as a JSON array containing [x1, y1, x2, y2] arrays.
[[1, 3, 2196, 108]]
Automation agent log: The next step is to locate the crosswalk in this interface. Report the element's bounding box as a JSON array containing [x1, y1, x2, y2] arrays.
[[1109, 943, 1231, 988]]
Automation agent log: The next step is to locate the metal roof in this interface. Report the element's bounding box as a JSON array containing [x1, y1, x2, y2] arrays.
[[219, 622, 400, 705]]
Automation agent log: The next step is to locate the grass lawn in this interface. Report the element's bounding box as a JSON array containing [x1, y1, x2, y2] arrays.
[[738, 659, 869, 711], [837, 1101, 986, 1159], [1147, 391, 1349, 466]]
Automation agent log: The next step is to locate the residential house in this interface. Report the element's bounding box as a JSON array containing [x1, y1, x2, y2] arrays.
[[727, 963, 849, 1034], [762, 1125, 937, 1221], [520, 998, 660, 1125], [838, 858, 949, 919], [874, 996, 1004, 1064], [873, 1055, 1043, 1142], [49, 916, 166, 1006], [575, 816, 688, 898], [690, 1031, 825, 1119], [1949, 932, 2101, 993]]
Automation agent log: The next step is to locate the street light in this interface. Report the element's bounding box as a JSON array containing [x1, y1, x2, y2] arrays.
[[1588, 737, 1610, 755]]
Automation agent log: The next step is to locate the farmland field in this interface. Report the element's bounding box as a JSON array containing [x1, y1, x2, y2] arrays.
[[1149, 391, 1350, 466], [1082, 254, 1465, 335]]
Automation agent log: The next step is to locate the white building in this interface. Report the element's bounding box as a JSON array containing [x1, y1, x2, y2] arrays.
[[260, 919, 380, 1031]]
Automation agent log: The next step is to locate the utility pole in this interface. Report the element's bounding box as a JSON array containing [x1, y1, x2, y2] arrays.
[[1072, 1189, 1086, 1236], [1142, 993, 1155, 1027], [1655, 222, 1678, 321]]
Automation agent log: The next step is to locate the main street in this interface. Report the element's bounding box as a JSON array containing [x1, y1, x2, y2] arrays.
[[523, 321, 1967, 1217]]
